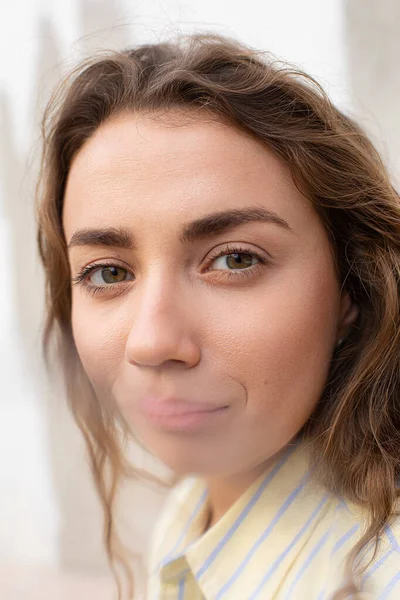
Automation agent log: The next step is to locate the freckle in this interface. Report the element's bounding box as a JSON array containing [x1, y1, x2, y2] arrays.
[[262, 378, 269, 387]]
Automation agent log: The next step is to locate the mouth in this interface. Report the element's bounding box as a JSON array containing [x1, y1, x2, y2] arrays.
[[137, 397, 230, 432]]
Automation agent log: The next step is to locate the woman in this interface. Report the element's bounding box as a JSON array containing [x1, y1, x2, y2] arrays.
[[36, 33, 400, 599]]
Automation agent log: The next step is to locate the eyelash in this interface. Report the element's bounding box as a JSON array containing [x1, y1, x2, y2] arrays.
[[72, 244, 268, 297]]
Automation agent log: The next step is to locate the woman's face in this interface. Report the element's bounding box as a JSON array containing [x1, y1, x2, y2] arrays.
[[63, 112, 356, 477]]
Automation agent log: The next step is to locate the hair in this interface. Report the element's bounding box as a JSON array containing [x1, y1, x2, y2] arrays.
[[36, 32, 400, 599]]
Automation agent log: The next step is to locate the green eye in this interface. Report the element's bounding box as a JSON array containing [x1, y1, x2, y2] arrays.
[[211, 251, 258, 271], [89, 266, 132, 285], [224, 253, 255, 270]]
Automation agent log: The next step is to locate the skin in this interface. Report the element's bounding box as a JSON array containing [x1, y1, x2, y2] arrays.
[[63, 111, 358, 528]]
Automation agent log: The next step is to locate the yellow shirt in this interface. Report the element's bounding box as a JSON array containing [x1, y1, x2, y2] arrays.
[[146, 442, 400, 599]]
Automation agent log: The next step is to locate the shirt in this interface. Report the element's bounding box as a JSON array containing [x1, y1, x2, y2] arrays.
[[146, 441, 400, 599]]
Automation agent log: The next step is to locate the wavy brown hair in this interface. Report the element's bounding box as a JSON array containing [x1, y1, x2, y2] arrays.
[[36, 33, 400, 599]]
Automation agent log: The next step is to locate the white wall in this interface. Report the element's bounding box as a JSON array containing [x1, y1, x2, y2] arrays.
[[345, 0, 400, 184]]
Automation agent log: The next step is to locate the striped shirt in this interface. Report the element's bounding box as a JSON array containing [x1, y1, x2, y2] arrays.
[[146, 442, 400, 599]]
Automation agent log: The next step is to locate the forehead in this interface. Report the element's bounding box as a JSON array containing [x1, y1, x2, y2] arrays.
[[62, 111, 316, 240]]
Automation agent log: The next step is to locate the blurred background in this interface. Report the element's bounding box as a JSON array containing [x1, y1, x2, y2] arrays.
[[0, 0, 399, 598]]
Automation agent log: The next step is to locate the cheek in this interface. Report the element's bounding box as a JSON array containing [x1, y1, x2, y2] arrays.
[[71, 300, 127, 392], [215, 264, 340, 425]]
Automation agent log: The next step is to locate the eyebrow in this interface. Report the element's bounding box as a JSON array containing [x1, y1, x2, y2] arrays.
[[67, 206, 293, 250]]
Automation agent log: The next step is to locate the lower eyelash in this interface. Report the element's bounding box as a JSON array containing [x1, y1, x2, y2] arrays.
[[83, 284, 116, 297], [208, 259, 265, 282], [78, 280, 130, 299]]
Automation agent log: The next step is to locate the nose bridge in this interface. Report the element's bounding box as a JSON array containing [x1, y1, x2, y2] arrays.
[[136, 265, 183, 319], [124, 267, 200, 367]]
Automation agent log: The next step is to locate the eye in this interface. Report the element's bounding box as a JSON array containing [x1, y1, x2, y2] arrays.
[[209, 251, 259, 271], [88, 265, 133, 285], [72, 263, 134, 291], [203, 244, 268, 282]]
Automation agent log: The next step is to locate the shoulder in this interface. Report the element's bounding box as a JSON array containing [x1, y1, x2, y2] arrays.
[[358, 513, 400, 598], [299, 487, 399, 599], [333, 500, 400, 598]]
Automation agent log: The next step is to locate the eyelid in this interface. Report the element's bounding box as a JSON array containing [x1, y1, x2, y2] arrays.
[[76, 255, 132, 272], [206, 241, 271, 261]]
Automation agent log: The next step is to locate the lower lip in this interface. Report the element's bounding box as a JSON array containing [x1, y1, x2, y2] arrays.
[[141, 406, 230, 432]]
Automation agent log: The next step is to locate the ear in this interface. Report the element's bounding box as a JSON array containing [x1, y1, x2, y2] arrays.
[[336, 291, 359, 342]]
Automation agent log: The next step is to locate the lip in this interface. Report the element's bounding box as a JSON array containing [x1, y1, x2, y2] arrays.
[[138, 397, 230, 432]]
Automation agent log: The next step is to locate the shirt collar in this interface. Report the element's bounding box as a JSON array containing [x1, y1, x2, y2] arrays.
[[156, 439, 331, 599]]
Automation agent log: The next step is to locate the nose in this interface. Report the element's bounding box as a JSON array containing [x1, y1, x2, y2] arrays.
[[124, 276, 201, 369]]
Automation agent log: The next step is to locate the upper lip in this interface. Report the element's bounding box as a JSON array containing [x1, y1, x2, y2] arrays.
[[138, 397, 228, 416]]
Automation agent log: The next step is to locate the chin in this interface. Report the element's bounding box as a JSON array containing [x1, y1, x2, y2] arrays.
[[158, 456, 217, 477], [146, 445, 224, 478]]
